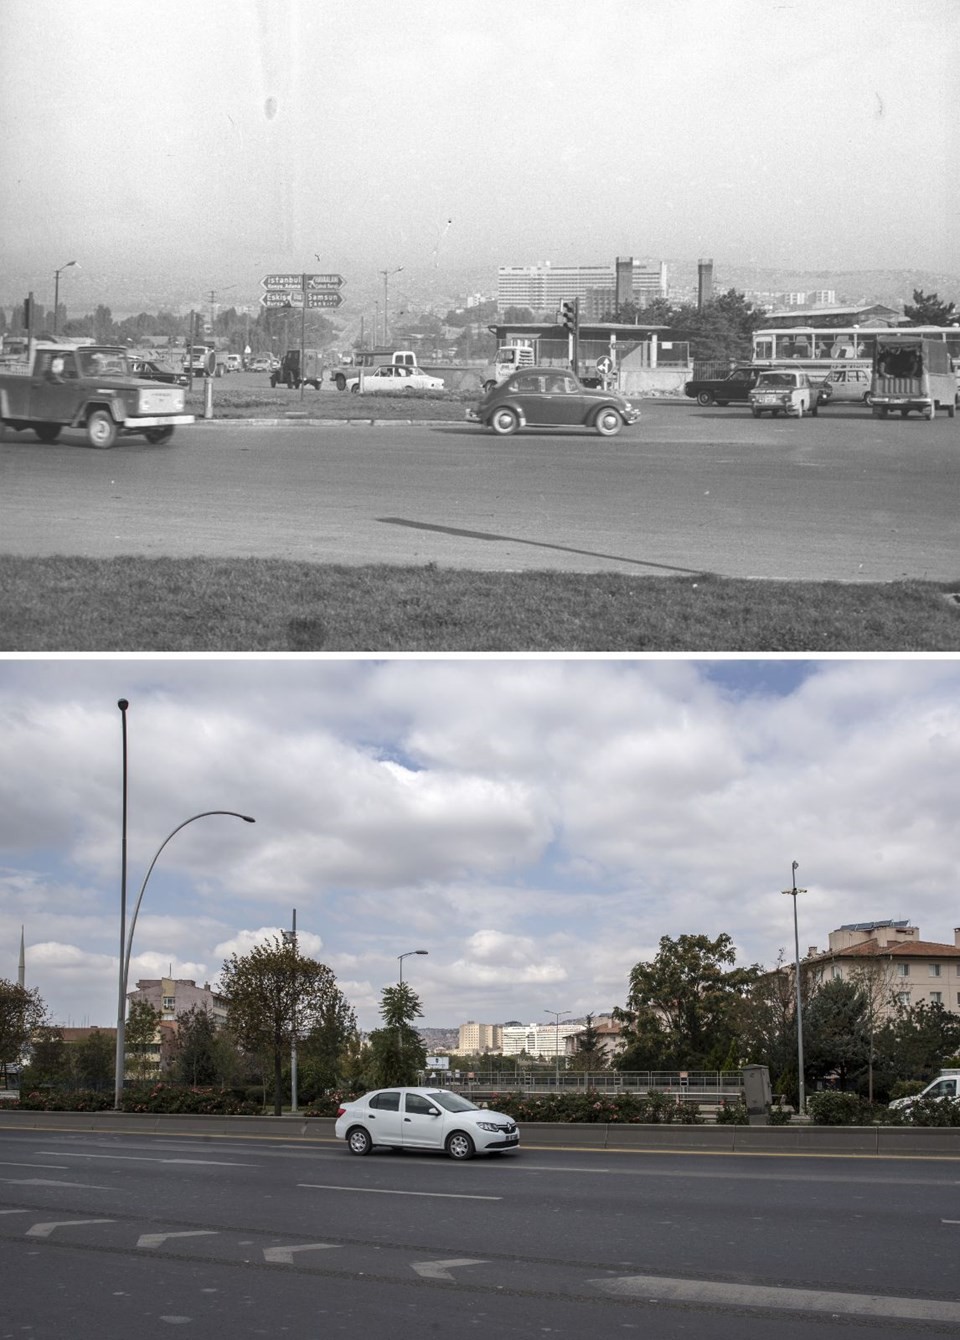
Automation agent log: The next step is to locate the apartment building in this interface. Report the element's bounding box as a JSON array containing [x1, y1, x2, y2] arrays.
[[501, 1022, 586, 1058], [498, 258, 667, 318], [804, 921, 960, 1017], [457, 1021, 504, 1054], [128, 977, 228, 1026]]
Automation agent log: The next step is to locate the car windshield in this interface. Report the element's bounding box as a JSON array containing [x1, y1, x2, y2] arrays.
[[79, 349, 127, 376], [757, 373, 795, 387], [428, 1091, 479, 1113]]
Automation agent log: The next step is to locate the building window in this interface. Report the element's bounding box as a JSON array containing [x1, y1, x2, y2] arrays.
[[831, 966, 842, 980], [930, 992, 942, 1004], [929, 964, 942, 977], [162, 996, 175, 1010], [896, 964, 909, 978]]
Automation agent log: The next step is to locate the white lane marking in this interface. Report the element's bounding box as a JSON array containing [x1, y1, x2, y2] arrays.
[[27, 1219, 114, 1238], [298, 1183, 500, 1201], [0, 1210, 30, 1215], [411, 1258, 487, 1281], [0, 1162, 67, 1169], [138, 1231, 218, 1249], [37, 1151, 252, 1166], [942, 1218, 960, 1224], [2, 1179, 112, 1189], [593, 1274, 960, 1324], [263, 1243, 340, 1264]]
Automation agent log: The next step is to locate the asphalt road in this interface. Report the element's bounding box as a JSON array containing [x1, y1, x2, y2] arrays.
[[2, 403, 959, 581], [1, 1126, 959, 1338]]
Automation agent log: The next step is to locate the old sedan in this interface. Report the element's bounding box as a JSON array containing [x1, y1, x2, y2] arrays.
[[335, 1087, 520, 1160], [128, 357, 188, 387], [467, 366, 640, 436], [356, 364, 445, 393], [748, 369, 819, 418]]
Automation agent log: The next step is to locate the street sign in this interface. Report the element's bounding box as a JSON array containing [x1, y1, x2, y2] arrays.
[[259, 290, 300, 308], [306, 291, 344, 309], [261, 273, 305, 290], [596, 355, 613, 373], [306, 273, 344, 290]]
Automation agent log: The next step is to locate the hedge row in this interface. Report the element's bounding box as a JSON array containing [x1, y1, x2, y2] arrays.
[[15, 1084, 260, 1115]]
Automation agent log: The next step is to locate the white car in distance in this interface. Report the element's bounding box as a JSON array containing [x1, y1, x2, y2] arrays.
[[355, 365, 445, 394], [335, 1086, 520, 1159]]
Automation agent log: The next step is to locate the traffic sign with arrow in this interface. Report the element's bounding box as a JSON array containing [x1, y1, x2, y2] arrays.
[[306, 273, 345, 290], [306, 291, 343, 308]]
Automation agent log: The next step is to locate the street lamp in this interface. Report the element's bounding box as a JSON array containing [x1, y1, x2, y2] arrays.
[[546, 1009, 570, 1087], [398, 948, 428, 985], [114, 702, 255, 1109], [380, 266, 403, 344], [53, 260, 78, 338], [781, 860, 808, 1116], [282, 910, 299, 1114]]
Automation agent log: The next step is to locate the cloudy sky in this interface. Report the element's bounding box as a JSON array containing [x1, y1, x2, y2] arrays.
[[2, 0, 957, 311], [2, 657, 958, 1033]]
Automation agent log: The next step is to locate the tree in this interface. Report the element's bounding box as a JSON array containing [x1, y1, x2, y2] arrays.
[[124, 998, 161, 1081], [802, 978, 870, 1091], [171, 1005, 223, 1086], [21, 1024, 69, 1090], [568, 1013, 608, 1072], [875, 1000, 960, 1085], [93, 304, 115, 342], [0, 979, 47, 1078], [362, 982, 426, 1088], [220, 936, 356, 1115], [73, 1028, 115, 1091], [298, 988, 360, 1097], [903, 289, 957, 326], [615, 933, 762, 1071]]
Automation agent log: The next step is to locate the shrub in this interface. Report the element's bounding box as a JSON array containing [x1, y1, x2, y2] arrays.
[[807, 1091, 885, 1126], [16, 1089, 113, 1112], [767, 1104, 793, 1125], [715, 1099, 748, 1125], [886, 1096, 960, 1127]]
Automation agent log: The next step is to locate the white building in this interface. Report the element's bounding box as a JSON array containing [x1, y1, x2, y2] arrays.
[[501, 1022, 586, 1058], [498, 258, 667, 318], [457, 1021, 503, 1053]]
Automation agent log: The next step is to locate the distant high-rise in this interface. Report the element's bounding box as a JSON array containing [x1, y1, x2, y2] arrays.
[[498, 259, 667, 318], [697, 258, 714, 309]]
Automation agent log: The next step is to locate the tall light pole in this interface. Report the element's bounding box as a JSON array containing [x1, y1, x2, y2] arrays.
[[781, 861, 808, 1116], [113, 725, 255, 1110], [53, 260, 77, 337], [380, 266, 403, 344], [282, 909, 298, 1114], [398, 948, 428, 985], [546, 1009, 570, 1087]]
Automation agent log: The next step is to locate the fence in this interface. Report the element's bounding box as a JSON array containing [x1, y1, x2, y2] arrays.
[[424, 1070, 745, 1099]]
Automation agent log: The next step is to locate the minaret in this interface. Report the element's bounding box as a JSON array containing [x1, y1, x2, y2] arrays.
[[18, 926, 25, 988]]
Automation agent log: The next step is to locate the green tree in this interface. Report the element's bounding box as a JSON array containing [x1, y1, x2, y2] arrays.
[[362, 982, 426, 1088], [93, 304, 115, 342], [124, 999, 161, 1081], [0, 979, 47, 1079], [568, 1014, 608, 1072], [615, 933, 762, 1071], [21, 1024, 69, 1089], [903, 289, 957, 325], [875, 1000, 960, 1084], [171, 1005, 223, 1086], [220, 936, 355, 1115], [298, 988, 359, 1097], [802, 978, 870, 1090], [73, 1028, 115, 1091]]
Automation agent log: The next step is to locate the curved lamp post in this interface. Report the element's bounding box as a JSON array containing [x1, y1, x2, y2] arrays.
[[53, 260, 77, 337], [114, 808, 255, 1109], [398, 948, 428, 985], [380, 266, 403, 344], [546, 1009, 570, 1087], [781, 860, 807, 1116]]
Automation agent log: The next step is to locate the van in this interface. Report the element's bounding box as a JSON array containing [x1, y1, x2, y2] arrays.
[[482, 344, 536, 390], [870, 334, 957, 420], [888, 1070, 960, 1110]]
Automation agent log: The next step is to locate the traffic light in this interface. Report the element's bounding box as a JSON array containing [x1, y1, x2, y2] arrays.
[[561, 300, 577, 332]]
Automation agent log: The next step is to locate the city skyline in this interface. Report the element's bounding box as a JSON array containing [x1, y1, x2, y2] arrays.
[[2, 0, 956, 317], [2, 658, 959, 1033]]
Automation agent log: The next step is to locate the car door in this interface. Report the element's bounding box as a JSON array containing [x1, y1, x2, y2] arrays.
[[507, 371, 550, 424], [364, 1090, 403, 1145], [537, 373, 588, 426], [401, 1092, 446, 1149], [29, 349, 84, 423]]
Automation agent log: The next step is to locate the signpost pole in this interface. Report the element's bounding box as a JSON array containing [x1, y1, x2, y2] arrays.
[[299, 274, 307, 403]]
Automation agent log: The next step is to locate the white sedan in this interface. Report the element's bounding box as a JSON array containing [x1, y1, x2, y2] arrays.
[[355, 365, 445, 394], [335, 1086, 520, 1159]]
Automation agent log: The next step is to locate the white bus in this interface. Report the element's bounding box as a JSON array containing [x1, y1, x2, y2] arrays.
[[751, 325, 960, 384]]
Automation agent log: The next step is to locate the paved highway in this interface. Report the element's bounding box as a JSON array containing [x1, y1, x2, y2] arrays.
[[1, 1126, 958, 1337], [2, 404, 958, 581]]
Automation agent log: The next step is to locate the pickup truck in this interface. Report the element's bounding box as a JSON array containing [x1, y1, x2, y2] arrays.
[[0, 344, 194, 447], [683, 364, 778, 406]]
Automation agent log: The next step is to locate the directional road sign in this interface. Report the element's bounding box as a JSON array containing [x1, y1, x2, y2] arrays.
[[306, 273, 345, 290], [262, 272, 345, 291], [261, 273, 306, 290], [259, 290, 299, 308], [306, 291, 343, 308]]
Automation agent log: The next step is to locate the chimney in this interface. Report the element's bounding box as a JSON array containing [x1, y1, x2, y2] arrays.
[[697, 258, 714, 310]]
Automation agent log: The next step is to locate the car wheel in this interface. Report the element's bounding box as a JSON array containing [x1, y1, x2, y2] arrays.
[[482, 380, 496, 392], [696, 391, 714, 406], [810, 402, 818, 417], [335, 373, 347, 391], [144, 426, 175, 444], [947, 403, 956, 419], [796, 402, 804, 418], [33, 423, 62, 443], [445, 1131, 475, 1161], [350, 382, 360, 394], [924, 404, 936, 420], [86, 410, 118, 449], [490, 407, 519, 436], [593, 407, 622, 436], [347, 1127, 373, 1156]]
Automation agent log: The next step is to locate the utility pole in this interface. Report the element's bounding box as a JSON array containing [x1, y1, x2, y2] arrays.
[[282, 910, 298, 1113], [781, 862, 808, 1116]]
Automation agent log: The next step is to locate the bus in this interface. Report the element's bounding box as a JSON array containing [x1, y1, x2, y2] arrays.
[[751, 325, 960, 386]]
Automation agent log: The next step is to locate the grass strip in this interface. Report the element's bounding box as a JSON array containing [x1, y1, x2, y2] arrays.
[[1, 557, 958, 651]]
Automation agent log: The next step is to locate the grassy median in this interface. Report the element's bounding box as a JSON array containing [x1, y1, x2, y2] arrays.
[[1, 557, 958, 651]]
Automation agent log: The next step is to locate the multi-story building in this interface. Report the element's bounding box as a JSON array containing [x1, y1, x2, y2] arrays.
[[498, 258, 667, 319], [802, 921, 960, 1017], [457, 1021, 504, 1054], [501, 1022, 586, 1058], [128, 977, 228, 1026]]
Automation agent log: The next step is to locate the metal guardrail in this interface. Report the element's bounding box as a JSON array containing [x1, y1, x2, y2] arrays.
[[425, 1071, 745, 1097]]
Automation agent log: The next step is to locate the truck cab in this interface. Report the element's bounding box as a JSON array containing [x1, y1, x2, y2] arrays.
[[482, 344, 536, 391], [889, 1070, 960, 1110]]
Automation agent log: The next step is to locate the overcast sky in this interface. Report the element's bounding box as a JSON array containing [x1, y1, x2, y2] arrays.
[[2, 657, 958, 1034], [2, 0, 958, 312]]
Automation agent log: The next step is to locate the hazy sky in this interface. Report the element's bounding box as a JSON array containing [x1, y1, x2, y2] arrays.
[[2, 657, 958, 1033], [2, 0, 958, 313]]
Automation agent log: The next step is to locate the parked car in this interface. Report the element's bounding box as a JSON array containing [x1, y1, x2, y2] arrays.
[[127, 357, 188, 387], [335, 1087, 520, 1160], [357, 365, 445, 393], [748, 369, 819, 418], [225, 354, 243, 373], [683, 364, 774, 406], [818, 365, 873, 405], [466, 366, 640, 436], [250, 356, 272, 372], [889, 1071, 960, 1111]]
